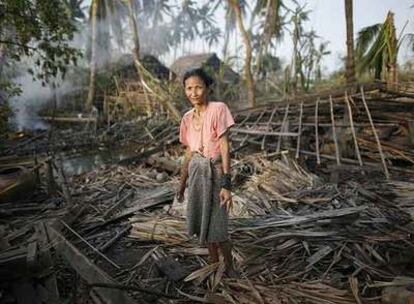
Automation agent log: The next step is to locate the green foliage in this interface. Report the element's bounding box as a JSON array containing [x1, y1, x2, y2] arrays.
[[355, 11, 404, 80], [0, 0, 82, 84]]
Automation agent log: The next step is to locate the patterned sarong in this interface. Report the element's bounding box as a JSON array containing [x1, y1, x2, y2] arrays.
[[187, 153, 228, 244]]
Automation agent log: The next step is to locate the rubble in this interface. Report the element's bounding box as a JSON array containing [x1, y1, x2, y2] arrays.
[[1, 82, 414, 303]]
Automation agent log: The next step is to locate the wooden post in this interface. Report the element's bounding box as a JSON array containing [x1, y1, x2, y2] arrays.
[[360, 86, 390, 179], [295, 102, 304, 159], [277, 104, 290, 153], [329, 95, 341, 165], [315, 98, 321, 165], [261, 106, 278, 150], [344, 92, 363, 166]]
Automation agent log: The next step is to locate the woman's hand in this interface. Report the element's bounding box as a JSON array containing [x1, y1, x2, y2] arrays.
[[220, 188, 232, 212], [176, 183, 186, 203]]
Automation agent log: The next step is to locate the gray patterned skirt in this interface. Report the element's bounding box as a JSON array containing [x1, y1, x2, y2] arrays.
[[187, 153, 229, 244]]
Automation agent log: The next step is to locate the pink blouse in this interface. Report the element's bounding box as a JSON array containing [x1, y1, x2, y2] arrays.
[[179, 102, 235, 159]]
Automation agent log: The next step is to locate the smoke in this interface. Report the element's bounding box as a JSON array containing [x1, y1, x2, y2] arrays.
[[10, 74, 51, 131], [8, 22, 90, 131]]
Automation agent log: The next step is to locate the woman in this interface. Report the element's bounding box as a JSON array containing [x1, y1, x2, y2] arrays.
[[176, 68, 236, 276]]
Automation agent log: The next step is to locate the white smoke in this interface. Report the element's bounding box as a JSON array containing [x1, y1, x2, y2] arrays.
[[10, 74, 51, 131]]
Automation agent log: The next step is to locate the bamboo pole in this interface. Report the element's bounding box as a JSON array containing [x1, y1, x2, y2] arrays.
[[360, 86, 390, 179], [315, 98, 321, 165], [261, 106, 278, 150], [344, 91, 363, 166], [295, 102, 304, 158], [277, 104, 290, 153], [237, 112, 252, 129], [329, 95, 341, 165], [240, 109, 266, 146], [232, 128, 298, 137]]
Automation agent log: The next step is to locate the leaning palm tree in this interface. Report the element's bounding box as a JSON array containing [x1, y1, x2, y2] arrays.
[[252, 0, 284, 79], [228, 0, 255, 107], [218, 0, 247, 60], [356, 11, 400, 84]]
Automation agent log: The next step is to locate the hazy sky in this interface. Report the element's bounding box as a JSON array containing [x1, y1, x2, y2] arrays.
[[301, 0, 414, 72], [162, 0, 413, 73], [81, 0, 413, 73]]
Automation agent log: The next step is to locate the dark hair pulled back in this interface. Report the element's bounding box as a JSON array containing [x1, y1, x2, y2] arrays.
[[182, 68, 214, 88]]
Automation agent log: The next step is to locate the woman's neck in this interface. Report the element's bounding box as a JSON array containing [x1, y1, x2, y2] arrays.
[[194, 101, 208, 115]]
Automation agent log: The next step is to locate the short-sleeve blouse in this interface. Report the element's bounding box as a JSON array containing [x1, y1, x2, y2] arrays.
[[179, 102, 235, 159]]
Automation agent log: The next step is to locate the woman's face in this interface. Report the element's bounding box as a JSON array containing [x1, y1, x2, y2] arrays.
[[184, 76, 208, 107]]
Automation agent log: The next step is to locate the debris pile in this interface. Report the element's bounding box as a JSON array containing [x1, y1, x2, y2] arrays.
[[1, 82, 414, 303]]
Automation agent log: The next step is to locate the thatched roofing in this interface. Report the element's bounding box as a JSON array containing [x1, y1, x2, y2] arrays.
[[109, 53, 171, 80], [170, 53, 239, 84]]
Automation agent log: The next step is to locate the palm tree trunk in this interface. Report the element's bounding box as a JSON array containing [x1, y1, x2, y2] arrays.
[[127, 0, 140, 70], [229, 0, 255, 107], [86, 0, 98, 111], [292, 14, 299, 93], [222, 20, 231, 60], [253, 0, 274, 79], [388, 63, 398, 86], [386, 11, 398, 87], [127, 0, 152, 115], [344, 0, 356, 84]]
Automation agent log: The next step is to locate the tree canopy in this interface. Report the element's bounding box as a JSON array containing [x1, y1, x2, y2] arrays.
[[0, 0, 81, 84]]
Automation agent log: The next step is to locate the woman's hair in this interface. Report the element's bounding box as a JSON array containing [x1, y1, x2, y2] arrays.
[[182, 68, 214, 88]]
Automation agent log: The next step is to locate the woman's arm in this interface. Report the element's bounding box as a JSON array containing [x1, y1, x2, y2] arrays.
[[219, 131, 232, 211], [177, 147, 192, 203]]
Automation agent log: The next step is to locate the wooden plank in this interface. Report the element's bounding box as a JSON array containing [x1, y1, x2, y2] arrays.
[[47, 225, 136, 304], [36, 222, 60, 303]]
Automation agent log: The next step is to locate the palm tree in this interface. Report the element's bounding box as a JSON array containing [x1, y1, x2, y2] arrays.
[[85, 0, 98, 110], [127, 0, 140, 66], [288, 4, 309, 93], [356, 11, 400, 84], [344, 0, 356, 84], [228, 0, 255, 107], [219, 0, 247, 60], [252, 0, 284, 78], [86, 0, 125, 110]]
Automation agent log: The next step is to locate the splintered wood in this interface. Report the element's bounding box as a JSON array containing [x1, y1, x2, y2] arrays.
[[1, 82, 414, 304]]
